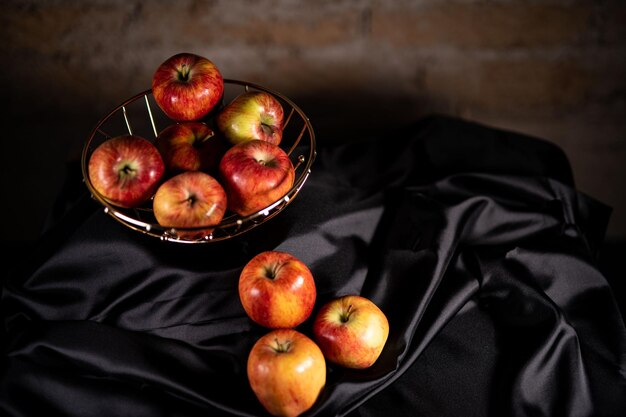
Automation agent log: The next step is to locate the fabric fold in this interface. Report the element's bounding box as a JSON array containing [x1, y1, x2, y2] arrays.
[[2, 115, 624, 417]]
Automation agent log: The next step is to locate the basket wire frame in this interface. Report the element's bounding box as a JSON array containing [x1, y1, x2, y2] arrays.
[[81, 79, 316, 243]]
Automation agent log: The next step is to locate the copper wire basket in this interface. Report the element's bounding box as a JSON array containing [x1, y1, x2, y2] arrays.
[[81, 79, 316, 243]]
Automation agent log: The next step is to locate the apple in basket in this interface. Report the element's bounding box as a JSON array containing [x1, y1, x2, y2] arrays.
[[88, 135, 165, 208], [247, 329, 326, 417], [219, 140, 295, 217], [216, 91, 284, 146], [155, 122, 228, 175], [313, 295, 389, 369], [152, 52, 224, 122], [239, 251, 316, 329], [152, 171, 227, 239]]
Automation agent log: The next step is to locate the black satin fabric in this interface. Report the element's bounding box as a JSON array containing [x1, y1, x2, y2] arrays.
[[2, 115, 625, 416]]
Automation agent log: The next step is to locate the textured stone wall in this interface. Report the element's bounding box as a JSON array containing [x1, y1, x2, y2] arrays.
[[1, 0, 625, 240]]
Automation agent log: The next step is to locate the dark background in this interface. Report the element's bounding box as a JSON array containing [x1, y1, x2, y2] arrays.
[[1, 1, 624, 289]]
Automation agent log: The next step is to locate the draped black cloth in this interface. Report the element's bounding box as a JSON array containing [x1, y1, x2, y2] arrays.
[[2, 115, 625, 416]]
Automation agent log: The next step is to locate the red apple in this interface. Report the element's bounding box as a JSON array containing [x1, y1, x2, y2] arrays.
[[216, 91, 284, 145], [155, 122, 228, 175], [152, 171, 227, 239], [239, 251, 316, 329], [219, 140, 295, 217], [313, 295, 389, 369], [247, 329, 326, 417], [152, 52, 224, 122], [88, 135, 165, 208]]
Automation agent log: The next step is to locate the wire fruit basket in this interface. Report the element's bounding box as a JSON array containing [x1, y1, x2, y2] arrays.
[[81, 79, 316, 243]]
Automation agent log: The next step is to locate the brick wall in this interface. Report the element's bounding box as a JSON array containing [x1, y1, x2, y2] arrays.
[[1, 0, 625, 240]]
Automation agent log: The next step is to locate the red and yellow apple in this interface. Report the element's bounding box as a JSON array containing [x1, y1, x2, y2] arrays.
[[239, 251, 316, 329], [155, 122, 228, 175], [219, 140, 295, 217], [152, 52, 224, 122], [152, 171, 227, 239], [216, 91, 284, 145], [247, 329, 326, 417], [88, 135, 165, 208], [313, 295, 389, 369]]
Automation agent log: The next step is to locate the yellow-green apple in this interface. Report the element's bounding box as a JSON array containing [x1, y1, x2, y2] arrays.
[[247, 329, 326, 417], [313, 295, 389, 369], [218, 140, 295, 217], [155, 122, 228, 175], [88, 135, 165, 208], [216, 91, 284, 145], [239, 251, 316, 329], [152, 52, 224, 122], [152, 171, 227, 239]]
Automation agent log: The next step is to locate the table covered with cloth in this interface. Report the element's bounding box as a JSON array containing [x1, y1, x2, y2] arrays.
[[1, 115, 625, 416]]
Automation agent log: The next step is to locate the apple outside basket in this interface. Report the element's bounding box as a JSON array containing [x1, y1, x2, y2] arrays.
[[81, 80, 316, 243]]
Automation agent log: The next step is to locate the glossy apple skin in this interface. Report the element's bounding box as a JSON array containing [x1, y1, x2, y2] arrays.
[[152, 171, 227, 239], [239, 251, 316, 329], [88, 135, 165, 208], [216, 91, 284, 145], [313, 295, 389, 369], [155, 122, 228, 175], [219, 140, 295, 217], [247, 329, 326, 417], [152, 52, 224, 122]]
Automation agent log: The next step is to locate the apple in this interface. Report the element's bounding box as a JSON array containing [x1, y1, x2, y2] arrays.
[[88, 135, 165, 208], [219, 140, 295, 217], [247, 329, 326, 417], [216, 91, 284, 145], [239, 251, 316, 329], [152, 171, 227, 239], [155, 122, 228, 175], [152, 52, 224, 122], [313, 295, 389, 369]]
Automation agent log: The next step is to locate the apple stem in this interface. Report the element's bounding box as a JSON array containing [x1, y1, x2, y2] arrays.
[[254, 157, 278, 168], [117, 164, 136, 188], [122, 165, 133, 174], [260, 123, 274, 136], [340, 304, 353, 323], [273, 338, 291, 353], [194, 131, 214, 147], [178, 64, 190, 82], [264, 263, 281, 280]]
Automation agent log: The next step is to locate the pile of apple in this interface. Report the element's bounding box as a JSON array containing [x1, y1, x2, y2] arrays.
[[89, 53, 389, 416], [240, 250, 390, 417], [88, 53, 295, 239]]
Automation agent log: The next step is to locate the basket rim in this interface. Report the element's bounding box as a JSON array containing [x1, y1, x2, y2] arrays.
[[80, 79, 316, 243]]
